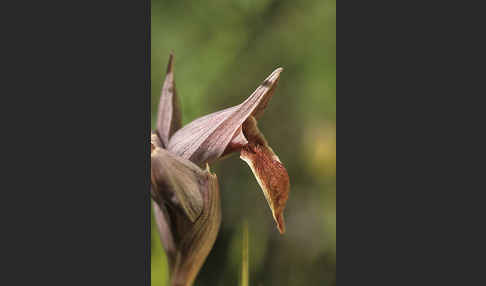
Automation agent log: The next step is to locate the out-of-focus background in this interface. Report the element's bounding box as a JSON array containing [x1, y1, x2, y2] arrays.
[[151, 0, 335, 285]]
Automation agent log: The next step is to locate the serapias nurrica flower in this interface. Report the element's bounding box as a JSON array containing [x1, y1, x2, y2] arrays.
[[151, 53, 290, 286]]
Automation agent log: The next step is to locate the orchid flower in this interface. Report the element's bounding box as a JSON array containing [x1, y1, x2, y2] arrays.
[[151, 54, 290, 286]]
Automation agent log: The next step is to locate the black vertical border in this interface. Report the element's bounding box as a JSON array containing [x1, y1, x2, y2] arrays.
[[145, 0, 151, 284], [4, 0, 154, 284], [337, 1, 486, 285]]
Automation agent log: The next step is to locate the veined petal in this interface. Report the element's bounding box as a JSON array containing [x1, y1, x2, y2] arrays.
[[157, 53, 182, 148], [240, 116, 290, 234], [167, 68, 283, 166]]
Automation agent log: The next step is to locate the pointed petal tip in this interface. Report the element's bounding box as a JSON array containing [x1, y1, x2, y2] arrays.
[[257, 68, 283, 92], [166, 53, 174, 74], [267, 67, 283, 82]]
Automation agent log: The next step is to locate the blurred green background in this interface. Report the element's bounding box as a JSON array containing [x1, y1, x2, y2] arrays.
[[151, 0, 335, 285]]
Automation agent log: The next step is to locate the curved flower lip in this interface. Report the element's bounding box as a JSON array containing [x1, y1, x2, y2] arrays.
[[240, 116, 289, 234], [167, 67, 283, 166]]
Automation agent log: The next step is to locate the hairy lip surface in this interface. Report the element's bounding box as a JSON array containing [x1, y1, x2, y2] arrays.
[[239, 116, 289, 233]]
